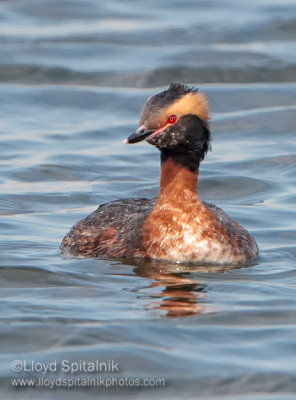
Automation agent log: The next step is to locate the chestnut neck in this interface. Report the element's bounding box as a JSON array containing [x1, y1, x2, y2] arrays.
[[158, 159, 199, 202]]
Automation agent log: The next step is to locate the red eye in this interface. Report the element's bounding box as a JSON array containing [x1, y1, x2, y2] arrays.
[[167, 114, 178, 125]]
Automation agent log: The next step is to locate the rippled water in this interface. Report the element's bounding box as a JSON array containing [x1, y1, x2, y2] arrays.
[[0, 0, 296, 399]]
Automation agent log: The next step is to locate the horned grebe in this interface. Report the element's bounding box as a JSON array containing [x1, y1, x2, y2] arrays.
[[61, 84, 259, 264]]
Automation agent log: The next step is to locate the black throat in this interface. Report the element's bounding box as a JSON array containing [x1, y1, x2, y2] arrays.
[[160, 148, 203, 172], [159, 114, 210, 172]]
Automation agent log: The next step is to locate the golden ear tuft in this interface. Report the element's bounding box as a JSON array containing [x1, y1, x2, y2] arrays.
[[166, 91, 210, 123]]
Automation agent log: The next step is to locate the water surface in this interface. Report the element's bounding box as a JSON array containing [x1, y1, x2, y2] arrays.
[[0, 0, 296, 399]]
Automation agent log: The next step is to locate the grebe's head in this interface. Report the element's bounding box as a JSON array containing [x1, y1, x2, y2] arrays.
[[125, 83, 211, 162]]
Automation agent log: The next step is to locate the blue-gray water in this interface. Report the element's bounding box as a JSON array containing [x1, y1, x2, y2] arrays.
[[0, 1, 296, 399]]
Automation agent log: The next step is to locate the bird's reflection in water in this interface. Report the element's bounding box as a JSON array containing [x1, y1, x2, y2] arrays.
[[114, 258, 241, 318]]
